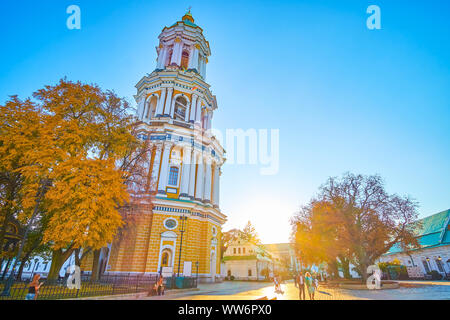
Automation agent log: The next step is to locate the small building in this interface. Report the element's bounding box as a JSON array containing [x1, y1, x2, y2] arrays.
[[223, 240, 300, 280], [222, 238, 268, 280], [379, 209, 450, 279]]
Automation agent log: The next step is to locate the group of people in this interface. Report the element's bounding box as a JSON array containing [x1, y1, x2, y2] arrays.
[[295, 271, 320, 300]]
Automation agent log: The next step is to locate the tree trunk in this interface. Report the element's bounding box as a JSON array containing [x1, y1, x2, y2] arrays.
[[0, 212, 12, 256], [16, 252, 32, 281], [328, 259, 340, 279], [341, 257, 352, 279], [90, 249, 101, 282], [360, 262, 368, 284], [47, 248, 75, 281]]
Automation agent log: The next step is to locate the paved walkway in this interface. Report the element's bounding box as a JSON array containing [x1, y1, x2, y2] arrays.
[[79, 280, 450, 300]]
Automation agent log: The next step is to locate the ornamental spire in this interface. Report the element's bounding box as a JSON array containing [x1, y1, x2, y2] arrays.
[[182, 7, 195, 23]]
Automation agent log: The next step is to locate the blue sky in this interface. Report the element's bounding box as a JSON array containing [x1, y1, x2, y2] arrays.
[[1, 0, 449, 243]]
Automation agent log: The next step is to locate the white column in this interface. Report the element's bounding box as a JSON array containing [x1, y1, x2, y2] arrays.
[[188, 150, 197, 199], [170, 96, 176, 118], [163, 88, 173, 116], [179, 146, 192, 198], [204, 160, 212, 203], [195, 155, 204, 201], [137, 97, 146, 120], [188, 46, 199, 70], [189, 94, 198, 122], [157, 143, 172, 194], [155, 88, 166, 116], [171, 40, 182, 66], [195, 98, 202, 125], [199, 57, 205, 78], [208, 111, 213, 130], [213, 165, 220, 206], [157, 47, 167, 69], [185, 97, 192, 122], [150, 145, 163, 192], [143, 100, 150, 122]]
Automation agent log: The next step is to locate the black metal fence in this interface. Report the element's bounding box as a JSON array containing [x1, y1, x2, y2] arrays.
[[0, 273, 197, 300]]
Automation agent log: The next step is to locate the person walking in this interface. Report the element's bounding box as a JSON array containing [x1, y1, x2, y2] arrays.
[[305, 272, 316, 300], [25, 274, 43, 300], [296, 271, 306, 300]]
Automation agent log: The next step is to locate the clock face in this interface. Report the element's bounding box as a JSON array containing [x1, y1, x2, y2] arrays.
[[164, 218, 177, 229]]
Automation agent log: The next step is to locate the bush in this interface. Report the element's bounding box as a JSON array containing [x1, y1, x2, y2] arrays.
[[230, 275, 235, 281]]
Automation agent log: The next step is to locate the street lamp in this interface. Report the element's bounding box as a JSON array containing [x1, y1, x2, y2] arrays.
[[177, 214, 188, 277], [195, 261, 199, 286]]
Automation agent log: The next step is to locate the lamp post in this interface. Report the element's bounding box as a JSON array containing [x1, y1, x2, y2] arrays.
[[195, 261, 199, 286], [177, 214, 188, 277]]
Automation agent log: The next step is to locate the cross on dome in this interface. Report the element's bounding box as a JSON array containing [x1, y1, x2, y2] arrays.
[[182, 8, 195, 23]]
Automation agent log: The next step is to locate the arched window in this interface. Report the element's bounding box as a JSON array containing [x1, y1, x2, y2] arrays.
[[161, 249, 172, 267], [146, 96, 157, 119], [168, 166, 179, 186], [181, 50, 189, 69], [174, 96, 187, 121]]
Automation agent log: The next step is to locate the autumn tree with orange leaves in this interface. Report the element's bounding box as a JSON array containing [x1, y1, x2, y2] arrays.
[[0, 79, 151, 280], [291, 173, 420, 282]]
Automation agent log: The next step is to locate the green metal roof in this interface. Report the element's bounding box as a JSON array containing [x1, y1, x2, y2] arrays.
[[415, 209, 450, 235], [385, 209, 450, 255]]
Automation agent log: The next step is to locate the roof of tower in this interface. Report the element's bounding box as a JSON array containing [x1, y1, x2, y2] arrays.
[[169, 10, 199, 28], [182, 9, 195, 23]]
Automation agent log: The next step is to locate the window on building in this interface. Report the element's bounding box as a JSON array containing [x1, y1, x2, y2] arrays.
[[422, 260, 430, 273], [161, 249, 172, 267], [181, 50, 189, 70], [174, 96, 187, 121], [233, 248, 236, 254], [243, 248, 246, 254], [168, 167, 179, 186], [248, 269, 252, 277], [238, 248, 241, 254]]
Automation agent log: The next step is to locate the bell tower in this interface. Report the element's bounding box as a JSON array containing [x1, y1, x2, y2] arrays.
[[108, 11, 226, 283]]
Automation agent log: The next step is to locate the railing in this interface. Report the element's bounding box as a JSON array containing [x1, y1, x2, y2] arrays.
[[0, 273, 198, 300], [0, 273, 156, 300]]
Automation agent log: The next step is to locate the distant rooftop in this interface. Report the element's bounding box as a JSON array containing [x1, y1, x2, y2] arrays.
[[385, 209, 450, 255]]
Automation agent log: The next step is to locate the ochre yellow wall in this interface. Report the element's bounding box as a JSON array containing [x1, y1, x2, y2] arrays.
[[107, 203, 222, 276]]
